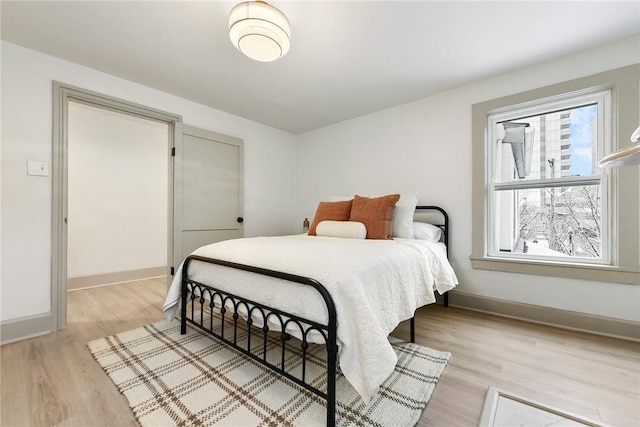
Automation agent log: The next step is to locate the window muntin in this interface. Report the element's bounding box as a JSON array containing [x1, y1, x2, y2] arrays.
[[487, 91, 610, 265]]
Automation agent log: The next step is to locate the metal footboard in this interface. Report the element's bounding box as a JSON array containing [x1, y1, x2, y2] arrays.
[[180, 255, 338, 426]]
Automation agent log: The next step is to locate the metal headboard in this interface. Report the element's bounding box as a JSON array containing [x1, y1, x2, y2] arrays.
[[415, 205, 449, 256], [414, 205, 450, 308]]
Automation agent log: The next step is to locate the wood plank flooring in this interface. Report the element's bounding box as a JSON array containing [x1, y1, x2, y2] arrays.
[[1, 278, 167, 427], [392, 306, 640, 427], [1, 279, 638, 426]]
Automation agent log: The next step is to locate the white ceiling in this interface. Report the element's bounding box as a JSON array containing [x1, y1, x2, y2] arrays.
[[2, 1, 639, 134]]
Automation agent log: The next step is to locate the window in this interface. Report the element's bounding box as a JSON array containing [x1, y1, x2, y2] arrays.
[[487, 91, 610, 265], [471, 65, 640, 285]]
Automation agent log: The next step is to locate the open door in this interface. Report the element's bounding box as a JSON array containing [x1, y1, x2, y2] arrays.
[[172, 125, 244, 275]]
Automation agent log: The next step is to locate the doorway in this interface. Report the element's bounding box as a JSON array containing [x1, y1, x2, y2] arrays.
[[52, 83, 244, 332], [52, 82, 182, 330], [66, 102, 169, 291]]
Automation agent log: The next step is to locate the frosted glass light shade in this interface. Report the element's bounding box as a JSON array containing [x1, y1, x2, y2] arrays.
[[229, 1, 291, 62]]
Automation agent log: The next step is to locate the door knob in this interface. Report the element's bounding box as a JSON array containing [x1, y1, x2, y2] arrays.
[[237, 217, 244, 223]]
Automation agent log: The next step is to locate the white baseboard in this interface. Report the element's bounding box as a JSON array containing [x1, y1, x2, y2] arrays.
[[449, 291, 640, 342], [0, 312, 52, 345], [68, 266, 167, 291]]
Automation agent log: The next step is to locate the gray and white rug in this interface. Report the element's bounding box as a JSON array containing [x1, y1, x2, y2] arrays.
[[88, 319, 450, 426]]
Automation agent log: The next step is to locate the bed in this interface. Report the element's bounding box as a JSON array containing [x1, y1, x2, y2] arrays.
[[163, 201, 457, 426]]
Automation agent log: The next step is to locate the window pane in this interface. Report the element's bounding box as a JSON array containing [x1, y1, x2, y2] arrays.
[[493, 184, 601, 259], [495, 104, 598, 182]]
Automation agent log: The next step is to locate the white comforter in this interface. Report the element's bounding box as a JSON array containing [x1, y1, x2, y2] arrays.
[[163, 234, 457, 403]]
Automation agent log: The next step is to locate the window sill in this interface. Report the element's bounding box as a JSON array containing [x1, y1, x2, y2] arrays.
[[470, 255, 639, 285]]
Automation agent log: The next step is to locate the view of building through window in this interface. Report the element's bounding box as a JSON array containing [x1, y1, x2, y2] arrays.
[[492, 103, 603, 260]]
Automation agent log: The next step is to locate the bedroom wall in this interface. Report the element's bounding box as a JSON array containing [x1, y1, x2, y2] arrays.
[[0, 40, 298, 323], [295, 36, 640, 324]]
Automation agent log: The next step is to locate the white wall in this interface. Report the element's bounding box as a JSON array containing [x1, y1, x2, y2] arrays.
[[2, 36, 638, 328], [296, 37, 640, 323], [67, 102, 168, 278], [1, 41, 297, 322]]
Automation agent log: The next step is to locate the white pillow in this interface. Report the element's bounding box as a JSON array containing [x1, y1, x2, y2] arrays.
[[413, 222, 442, 242], [316, 221, 367, 239], [392, 193, 418, 238]]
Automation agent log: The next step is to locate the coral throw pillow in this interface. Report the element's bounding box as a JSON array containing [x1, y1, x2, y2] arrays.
[[350, 194, 400, 239], [308, 200, 353, 236]]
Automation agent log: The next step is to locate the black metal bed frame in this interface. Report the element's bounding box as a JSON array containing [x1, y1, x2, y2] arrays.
[[180, 206, 450, 426]]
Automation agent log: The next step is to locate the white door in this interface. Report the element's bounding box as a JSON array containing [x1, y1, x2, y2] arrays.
[[172, 125, 244, 274]]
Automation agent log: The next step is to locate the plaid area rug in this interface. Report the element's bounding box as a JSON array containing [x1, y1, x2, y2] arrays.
[[88, 319, 450, 426]]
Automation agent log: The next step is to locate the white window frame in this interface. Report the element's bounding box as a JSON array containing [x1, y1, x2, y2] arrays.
[[470, 65, 639, 285], [486, 90, 611, 266]]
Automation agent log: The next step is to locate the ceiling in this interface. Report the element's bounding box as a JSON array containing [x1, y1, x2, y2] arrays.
[[2, 1, 639, 134]]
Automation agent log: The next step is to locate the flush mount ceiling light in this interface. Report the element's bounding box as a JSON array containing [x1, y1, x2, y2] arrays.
[[229, 1, 291, 62]]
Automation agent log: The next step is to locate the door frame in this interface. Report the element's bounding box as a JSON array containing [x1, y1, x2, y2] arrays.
[[52, 82, 182, 331]]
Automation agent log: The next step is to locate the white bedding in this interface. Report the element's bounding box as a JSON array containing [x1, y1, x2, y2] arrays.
[[163, 234, 457, 403]]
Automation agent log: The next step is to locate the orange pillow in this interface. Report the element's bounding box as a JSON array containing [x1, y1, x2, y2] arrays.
[[350, 194, 400, 239], [308, 200, 353, 235]]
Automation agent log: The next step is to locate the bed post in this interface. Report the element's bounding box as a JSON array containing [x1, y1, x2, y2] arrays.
[[326, 326, 337, 426], [320, 279, 338, 427], [180, 259, 190, 335], [410, 316, 415, 343]]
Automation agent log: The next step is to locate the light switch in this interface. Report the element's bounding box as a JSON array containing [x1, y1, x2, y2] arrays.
[[27, 161, 49, 177]]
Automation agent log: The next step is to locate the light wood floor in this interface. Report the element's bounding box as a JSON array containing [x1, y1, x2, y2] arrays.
[[1, 279, 638, 426]]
